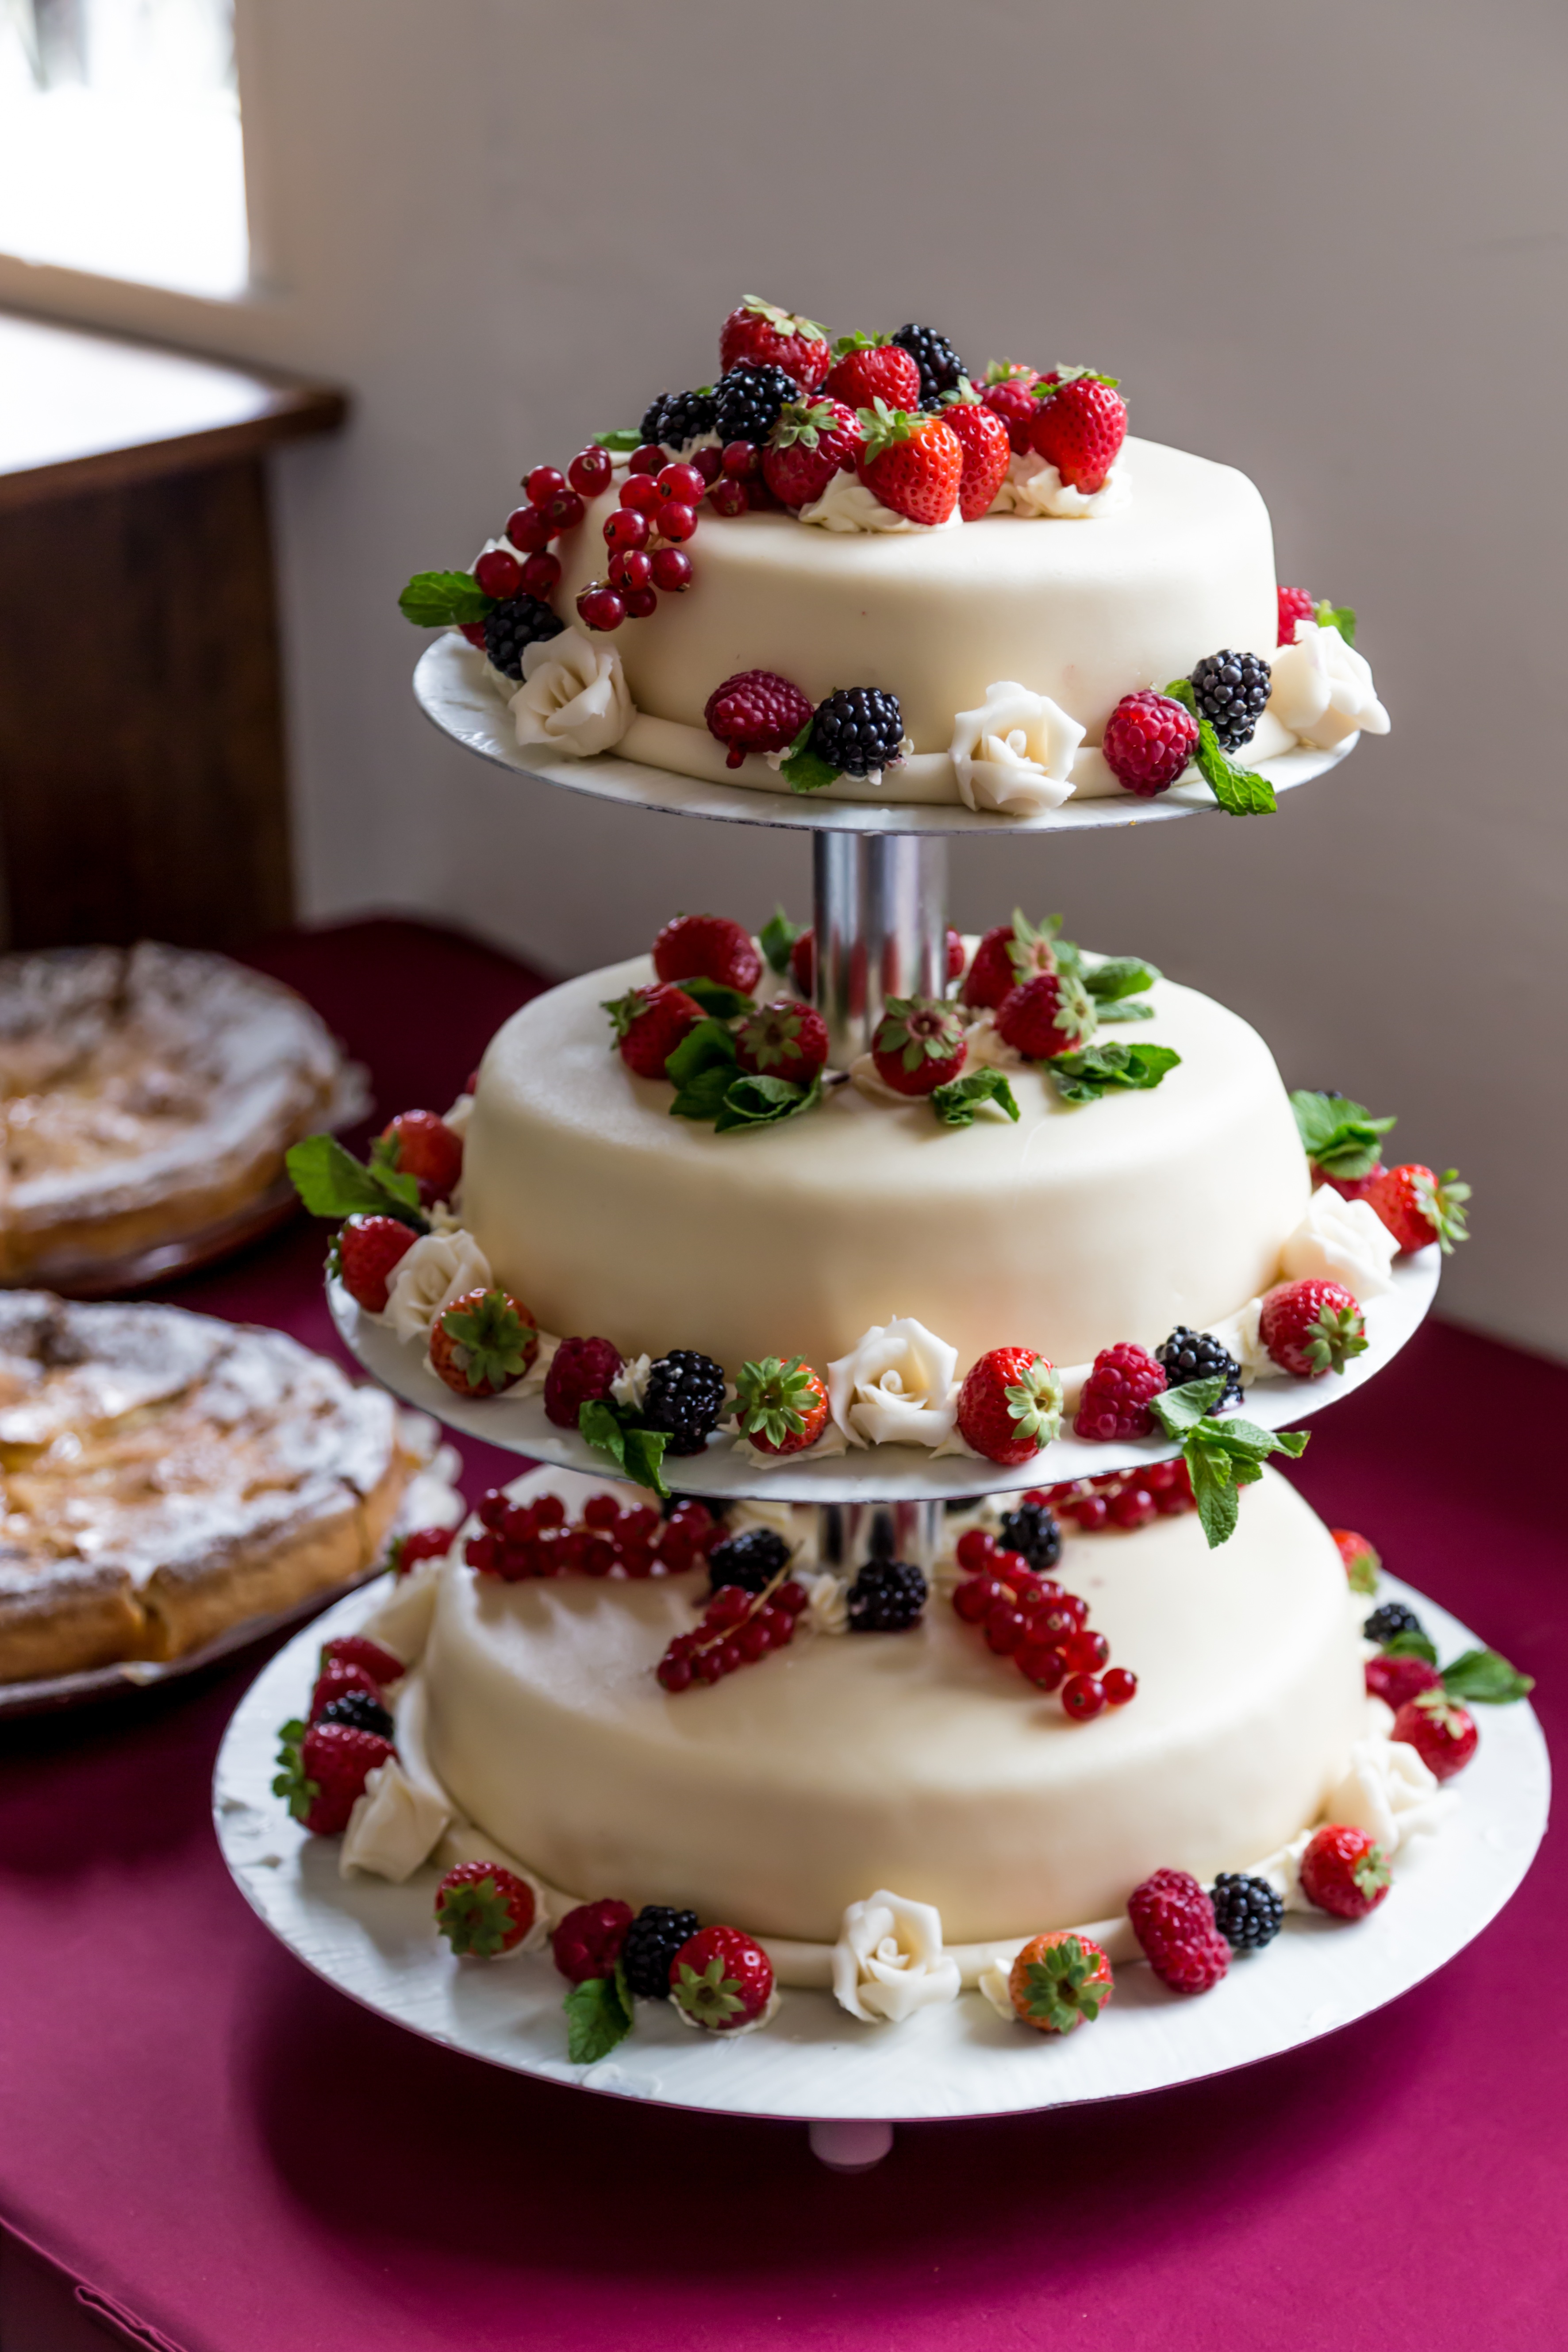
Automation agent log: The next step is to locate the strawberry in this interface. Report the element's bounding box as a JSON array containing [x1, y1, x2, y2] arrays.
[[391, 1525, 453, 1573], [1278, 584, 1316, 644], [957, 1347, 1063, 1466], [273, 1716, 394, 1836], [1332, 1527, 1382, 1595], [1028, 371, 1127, 494], [337, 1213, 417, 1313], [735, 1000, 829, 1087], [1318, 1166, 1383, 1204], [552, 1898, 634, 1984], [704, 670, 815, 769], [428, 1286, 538, 1398], [962, 911, 1059, 1010], [603, 982, 704, 1077], [870, 996, 967, 1096], [940, 389, 1011, 519], [651, 913, 762, 995], [1258, 1278, 1368, 1378], [856, 402, 963, 527], [1392, 1691, 1479, 1781], [1299, 1824, 1391, 1920], [1008, 1931, 1113, 2033], [309, 1658, 381, 1721], [670, 1924, 775, 2032], [734, 1355, 830, 1457], [322, 1633, 407, 1687], [1128, 1869, 1231, 1994], [980, 365, 1041, 453], [762, 397, 862, 509], [824, 334, 922, 413], [995, 970, 1096, 1061], [1364, 1163, 1470, 1255], [434, 1860, 537, 1956], [719, 296, 829, 391], [378, 1110, 463, 1207], [542, 1334, 624, 1429], [1365, 1651, 1442, 1710]]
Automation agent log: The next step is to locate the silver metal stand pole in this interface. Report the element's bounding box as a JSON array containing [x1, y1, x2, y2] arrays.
[[814, 1498, 942, 1574], [812, 833, 949, 1068]]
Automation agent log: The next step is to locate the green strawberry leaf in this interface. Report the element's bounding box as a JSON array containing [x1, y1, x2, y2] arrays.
[[714, 1068, 822, 1132], [1381, 1628, 1439, 1665], [759, 906, 804, 975], [1315, 600, 1357, 645], [1084, 956, 1161, 1003], [577, 1400, 672, 1499], [596, 427, 643, 451], [564, 1971, 634, 2064], [286, 1134, 426, 1227], [930, 1069, 1021, 1128], [399, 569, 492, 628], [1049, 1042, 1181, 1105], [679, 976, 755, 1019], [1289, 1089, 1398, 1179], [1441, 1648, 1534, 1705], [1096, 998, 1155, 1023], [1165, 678, 1276, 815]]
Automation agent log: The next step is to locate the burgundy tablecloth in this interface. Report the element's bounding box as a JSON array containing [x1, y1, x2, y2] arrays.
[[0, 919, 1561, 2352]]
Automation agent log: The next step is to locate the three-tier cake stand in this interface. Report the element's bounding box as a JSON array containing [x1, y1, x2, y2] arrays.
[[214, 638, 1546, 2168]]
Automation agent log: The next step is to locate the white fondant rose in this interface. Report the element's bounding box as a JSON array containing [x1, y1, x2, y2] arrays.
[[833, 1891, 962, 2023], [442, 1090, 474, 1138], [384, 1228, 493, 1342], [827, 1318, 960, 1449], [949, 681, 1084, 816], [1281, 1188, 1398, 1301], [358, 1560, 442, 1666], [1267, 621, 1390, 749], [989, 450, 1130, 519], [510, 626, 633, 757], [796, 1568, 849, 1636], [799, 471, 962, 533], [1323, 1734, 1455, 1855], [339, 1760, 450, 1883]]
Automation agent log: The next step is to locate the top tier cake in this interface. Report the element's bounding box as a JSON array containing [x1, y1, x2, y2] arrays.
[[403, 298, 1389, 816]]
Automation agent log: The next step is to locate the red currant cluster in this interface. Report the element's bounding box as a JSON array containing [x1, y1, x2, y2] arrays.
[[464, 1490, 723, 1582], [950, 1527, 1137, 1721], [656, 1568, 810, 1692], [1039, 1459, 1195, 1534], [577, 444, 709, 630], [465, 450, 612, 633]]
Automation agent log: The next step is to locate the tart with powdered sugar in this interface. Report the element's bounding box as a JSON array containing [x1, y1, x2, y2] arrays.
[[0, 1294, 408, 1682], [0, 942, 351, 1288]]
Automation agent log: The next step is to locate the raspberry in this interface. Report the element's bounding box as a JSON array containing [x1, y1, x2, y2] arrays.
[[1073, 1343, 1167, 1441], [702, 671, 814, 769], [551, 1899, 634, 1984], [543, 1335, 624, 1429], [1128, 1868, 1231, 1994], [1101, 691, 1200, 798], [1365, 1652, 1442, 1710], [1277, 584, 1316, 644]]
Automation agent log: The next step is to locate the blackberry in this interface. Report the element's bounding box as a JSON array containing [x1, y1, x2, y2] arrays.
[[1209, 1873, 1284, 1952], [808, 688, 906, 778], [846, 1559, 927, 1633], [708, 1526, 791, 1595], [997, 1499, 1061, 1572], [317, 1691, 396, 1740], [639, 385, 718, 450], [483, 592, 565, 681], [1188, 649, 1272, 751], [1364, 1600, 1425, 1646], [892, 322, 968, 408], [1154, 1326, 1243, 1411], [640, 1350, 726, 1455], [711, 362, 801, 447], [620, 1903, 700, 1999]]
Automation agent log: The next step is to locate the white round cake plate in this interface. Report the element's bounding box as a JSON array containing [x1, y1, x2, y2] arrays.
[[215, 1572, 1547, 2171], [415, 637, 1354, 837], [326, 1248, 1439, 1504]]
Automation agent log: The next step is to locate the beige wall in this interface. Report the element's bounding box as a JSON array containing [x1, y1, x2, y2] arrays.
[[4, 0, 1565, 1353]]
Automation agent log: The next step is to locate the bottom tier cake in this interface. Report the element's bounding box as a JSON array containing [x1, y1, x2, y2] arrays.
[[387, 1465, 1363, 1946]]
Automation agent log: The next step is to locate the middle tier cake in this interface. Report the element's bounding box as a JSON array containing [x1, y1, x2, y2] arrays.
[[462, 954, 1310, 1375]]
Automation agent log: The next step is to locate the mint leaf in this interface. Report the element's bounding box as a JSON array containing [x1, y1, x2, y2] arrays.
[[930, 1069, 1021, 1128], [1150, 1390, 1311, 1548], [680, 976, 755, 1020], [399, 569, 491, 628], [285, 1134, 425, 1225], [1096, 998, 1155, 1023], [1049, 1043, 1181, 1105], [714, 1069, 822, 1132], [577, 1400, 671, 1498], [1441, 1648, 1534, 1705], [778, 716, 839, 794], [564, 1972, 634, 2064], [621, 1428, 673, 1497], [1382, 1628, 1439, 1666], [759, 906, 803, 975], [664, 1017, 738, 1088], [1289, 1089, 1397, 1180], [1187, 1443, 1243, 1548], [596, 427, 642, 452], [1316, 600, 1356, 646], [578, 1399, 629, 1474], [1165, 679, 1276, 815], [1149, 1377, 1228, 1436], [1084, 956, 1161, 1003], [669, 1064, 737, 1122]]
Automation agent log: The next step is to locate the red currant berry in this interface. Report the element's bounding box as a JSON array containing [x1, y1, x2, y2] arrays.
[[623, 585, 658, 619], [620, 1506, 660, 1545], [985, 1605, 1030, 1656], [955, 1528, 997, 1573], [465, 1530, 501, 1574], [576, 584, 625, 632], [717, 1639, 743, 1676], [619, 474, 661, 516], [1154, 1483, 1192, 1518], [604, 506, 651, 552], [1064, 1629, 1110, 1674], [1062, 1672, 1107, 1721], [649, 547, 693, 592], [992, 1549, 1029, 1583], [608, 548, 653, 590], [628, 443, 665, 475], [518, 552, 561, 599], [477, 1487, 511, 1532], [776, 1580, 810, 1615], [952, 1578, 995, 1625], [506, 505, 553, 553], [1021, 1489, 1051, 1507], [568, 445, 614, 497], [1058, 1592, 1089, 1627], [1068, 1494, 1108, 1532], [693, 1648, 724, 1684], [534, 1495, 565, 1530], [621, 1546, 656, 1579], [655, 501, 698, 544], [582, 1494, 620, 1529], [473, 547, 522, 600], [657, 463, 706, 505], [1108, 1485, 1156, 1530], [690, 444, 723, 484], [1017, 1640, 1068, 1691], [707, 478, 748, 518], [721, 440, 760, 479], [526, 464, 566, 507], [759, 1605, 794, 1644], [580, 1533, 617, 1577], [738, 1618, 771, 1661], [458, 620, 488, 647], [657, 1653, 693, 1691], [1103, 1667, 1139, 1706], [543, 491, 584, 535]]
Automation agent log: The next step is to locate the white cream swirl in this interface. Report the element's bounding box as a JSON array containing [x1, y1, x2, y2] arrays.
[[989, 450, 1130, 519], [799, 472, 962, 534]]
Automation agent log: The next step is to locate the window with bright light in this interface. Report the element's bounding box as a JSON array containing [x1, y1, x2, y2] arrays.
[[0, 0, 248, 298]]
